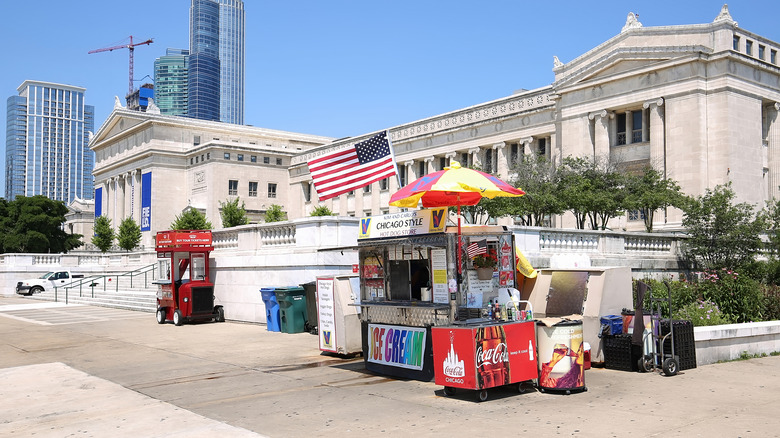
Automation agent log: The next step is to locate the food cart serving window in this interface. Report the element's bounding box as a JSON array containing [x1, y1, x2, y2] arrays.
[[357, 208, 530, 382]]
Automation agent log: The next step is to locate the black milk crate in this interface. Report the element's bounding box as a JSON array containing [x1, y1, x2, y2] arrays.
[[603, 334, 641, 371], [660, 319, 697, 370]]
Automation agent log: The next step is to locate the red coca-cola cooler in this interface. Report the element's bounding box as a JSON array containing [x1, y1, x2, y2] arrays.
[[432, 321, 538, 402]]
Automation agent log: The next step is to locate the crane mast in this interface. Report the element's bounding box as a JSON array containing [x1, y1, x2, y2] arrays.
[[88, 35, 154, 97]]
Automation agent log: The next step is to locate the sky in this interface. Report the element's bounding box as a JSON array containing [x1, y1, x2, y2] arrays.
[[1, 1, 779, 195]]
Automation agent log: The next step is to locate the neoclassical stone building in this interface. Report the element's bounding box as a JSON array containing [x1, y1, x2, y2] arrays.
[[91, 6, 780, 243]]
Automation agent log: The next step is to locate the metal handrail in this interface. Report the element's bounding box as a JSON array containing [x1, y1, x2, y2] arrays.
[[57, 263, 156, 302]]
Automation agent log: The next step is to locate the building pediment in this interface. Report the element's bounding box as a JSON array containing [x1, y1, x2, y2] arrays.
[[553, 45, 712, 89], [90, 109, 149, 149]]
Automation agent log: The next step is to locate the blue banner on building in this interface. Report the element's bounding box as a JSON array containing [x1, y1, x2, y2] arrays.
[[94, 188, 102, 217], [141, 172, 152, 231]]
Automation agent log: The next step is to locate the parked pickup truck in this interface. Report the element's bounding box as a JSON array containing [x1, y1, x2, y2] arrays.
[[16, 271, 85, 295]]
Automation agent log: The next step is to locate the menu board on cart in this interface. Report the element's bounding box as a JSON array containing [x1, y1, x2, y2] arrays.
[[466, 270, 495, 307], [317, 278, 337, 353], [430, 249, 448, 304]]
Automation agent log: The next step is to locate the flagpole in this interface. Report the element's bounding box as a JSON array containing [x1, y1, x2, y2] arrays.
[[385, 130, 403, 189]]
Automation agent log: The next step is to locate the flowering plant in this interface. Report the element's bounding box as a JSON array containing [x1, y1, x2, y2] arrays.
[[472, 250, 498, 269]]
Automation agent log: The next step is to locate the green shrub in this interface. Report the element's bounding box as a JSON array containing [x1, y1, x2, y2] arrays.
[[673, 300, 732, 326], [762, 285, 780, 321], [633, 279, 697, 319], [694, 269, 764, 323]]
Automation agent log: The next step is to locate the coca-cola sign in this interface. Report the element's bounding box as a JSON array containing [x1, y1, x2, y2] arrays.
[[476, 342, 509, 367]]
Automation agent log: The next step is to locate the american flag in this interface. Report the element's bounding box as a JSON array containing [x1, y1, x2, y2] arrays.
[[308, 131, 397, 201], [467, 239, 487, 258]]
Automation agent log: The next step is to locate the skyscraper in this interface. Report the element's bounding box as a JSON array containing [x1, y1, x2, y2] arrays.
[[188, 0, 245, 124], [154, 48, 190, 116], [5, 80, 94, 203], [218, 0, 245, 125]]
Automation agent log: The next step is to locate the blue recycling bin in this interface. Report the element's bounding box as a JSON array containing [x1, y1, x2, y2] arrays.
[[261, 288, 281, 332]]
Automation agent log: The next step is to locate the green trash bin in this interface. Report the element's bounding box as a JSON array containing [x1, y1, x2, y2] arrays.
[[275, 287, 307, 334]]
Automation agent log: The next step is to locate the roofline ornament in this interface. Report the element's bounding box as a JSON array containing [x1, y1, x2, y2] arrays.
[[621, 12, 643, 33], [713, 4, 738, 27]]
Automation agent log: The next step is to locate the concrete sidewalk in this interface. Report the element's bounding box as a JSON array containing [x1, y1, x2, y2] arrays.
[[1, 295, 780, 437]]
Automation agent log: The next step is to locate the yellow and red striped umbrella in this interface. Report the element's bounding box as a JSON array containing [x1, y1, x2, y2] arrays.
[[389, 161, 524, 208]]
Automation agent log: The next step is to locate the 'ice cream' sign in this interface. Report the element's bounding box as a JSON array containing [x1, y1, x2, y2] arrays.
[[367, 324, 427, 370]]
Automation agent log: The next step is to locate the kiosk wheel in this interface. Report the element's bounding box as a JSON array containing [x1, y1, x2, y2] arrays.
[[662, 358, 679, 376], [173, 310, 183, 326], [443, 386, 456, 396], [477, 389, 488, 402], [156, 309, 166, 324], [215, 306, 225, 322]]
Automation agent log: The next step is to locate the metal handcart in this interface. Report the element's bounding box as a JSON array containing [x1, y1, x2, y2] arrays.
[[638, 281, 679, 376]]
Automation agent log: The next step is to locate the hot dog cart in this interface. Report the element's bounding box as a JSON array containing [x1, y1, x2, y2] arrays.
[[154, 230, 225, 326], [357, 208, 535, 386]]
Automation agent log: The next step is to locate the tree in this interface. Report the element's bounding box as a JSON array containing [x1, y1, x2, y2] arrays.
[[506, 155, 566, 226], [117, 217, 141, 251], [264, 204, 287, 223], [310, 205, 334, 216], [219, 197, 249, 228], [92, 216, 115, 253], [0, 195, 82, 253], [170, 208, 213, 230], [681, 183, 766, 269], [624, 167, 686, 232], [556, 157, 594, 229]]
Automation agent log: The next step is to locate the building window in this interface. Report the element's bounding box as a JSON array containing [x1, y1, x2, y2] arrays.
[[759, 45, 766, 60], [418, 161, 426, 177], [249, 181, 258, 197], [538, 138, 547, 156], [201, 154, 205, 162], [228, 180, 238, 196], [276, 158, 283, 165], [190, 158, 194, 165], [632, 111, 643, 143], [224, 153, 230, 160], [363, 184, 372, 193], [628, 209, 646, 222], [207, 153, 210, 160], [263, 157, 270, 164], [772, 49, 777, 64], [510, 143, 520, 165], [268, 183, 277, 198], [194, 135, 200, 146], [379, 178, 389, 190], [485, 149, 493, 173], [746, 40, 753, 56], [363, 210, 372, 217], [616, 113, 627, 145], [439, 156, 447, 170], [303, 182, 311, 202], [237, 154, 244, 161], [251, 155, 257, 163], [399, 166, 407, 187], [461, 152, 469, 167], [196, 156, 199, 163], [733, 35, 740, 51]]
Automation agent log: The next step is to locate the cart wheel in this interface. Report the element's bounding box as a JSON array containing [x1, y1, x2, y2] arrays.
[[565, 389, 571, 395], [443, 386, 456, 396], [215, 307, 225, 322], [477, 389, 488, 402], [517, 382, 526, 394], [662, 358, 679, 376], [156, 309, 166, 324], [638, 356, 653, 373], [173, 310, 183, 326]]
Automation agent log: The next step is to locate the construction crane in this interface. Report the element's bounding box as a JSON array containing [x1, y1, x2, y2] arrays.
[[88, 35, 154, 97]]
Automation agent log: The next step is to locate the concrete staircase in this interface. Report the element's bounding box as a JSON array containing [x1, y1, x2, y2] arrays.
[[27, 267, 158, 313]]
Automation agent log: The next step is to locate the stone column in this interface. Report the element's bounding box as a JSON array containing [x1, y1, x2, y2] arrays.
[[445, 152, 457, 167], [493, 142, 508, 178], [130, 170, 138, 221], [404, 160, 415, 185], [469, 148, 481, 169], [626, 110, 634, 144], [118, 175, 126, 221], [111, 177, 119, 226], [520, 136, 534, 157], [767, 102, 780, 200], [644, 98, 665, 171], [425, 157, 435, 175], [589, 110, 612, 159], [549, 132, 559, 164]]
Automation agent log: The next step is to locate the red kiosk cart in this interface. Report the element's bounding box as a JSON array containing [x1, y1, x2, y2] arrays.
[[154, 230, 225, 326], [432, 319, 538, 402]]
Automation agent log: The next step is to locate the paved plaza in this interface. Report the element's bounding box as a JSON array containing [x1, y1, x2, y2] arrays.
[[1, 295, 779, 437]]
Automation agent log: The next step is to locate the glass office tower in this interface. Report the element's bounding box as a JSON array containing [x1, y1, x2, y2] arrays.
[[218, 0, 245, 125], [188, 0, 244, 124], [154, 48, 190, 116], [189, 0, 221, 122], [5, 80, 94, 203]]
